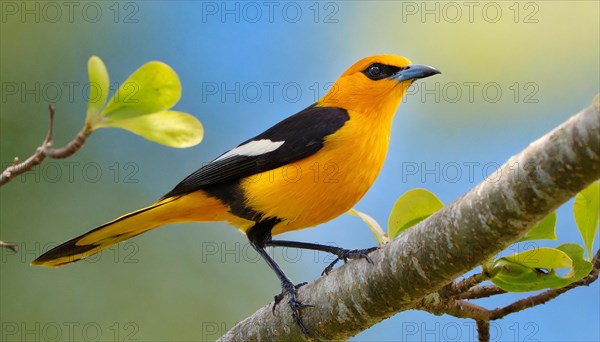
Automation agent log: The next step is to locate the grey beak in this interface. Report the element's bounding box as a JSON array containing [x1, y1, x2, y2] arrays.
[[395, 64, 441, 82]]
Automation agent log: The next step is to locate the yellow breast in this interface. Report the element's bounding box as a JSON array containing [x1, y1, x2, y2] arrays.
[[240, 111, 394, 235]]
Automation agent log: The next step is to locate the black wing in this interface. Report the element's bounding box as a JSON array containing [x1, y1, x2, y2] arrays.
[[160, 104, 349, 199]]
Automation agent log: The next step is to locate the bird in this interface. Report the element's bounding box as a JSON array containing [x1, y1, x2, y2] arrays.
[[32, 54, 440, 334]]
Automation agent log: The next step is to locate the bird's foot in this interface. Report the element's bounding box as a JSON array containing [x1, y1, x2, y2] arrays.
[[272, 281, 313, 335], [322, 247, 377, 276]]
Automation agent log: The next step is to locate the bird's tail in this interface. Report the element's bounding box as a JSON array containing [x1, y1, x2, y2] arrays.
[[31, 192, 230, 267]]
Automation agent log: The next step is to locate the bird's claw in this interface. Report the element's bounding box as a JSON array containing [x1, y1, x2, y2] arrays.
[[322, 247, 377, 276], [273, 281, 308, 310], [272, 281, 312, 335]]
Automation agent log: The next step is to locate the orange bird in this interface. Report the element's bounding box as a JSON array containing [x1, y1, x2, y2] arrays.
[[33, 54, 440, 333]]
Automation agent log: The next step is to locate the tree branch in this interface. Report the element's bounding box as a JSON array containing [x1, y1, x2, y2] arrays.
[[476, 320, 490, 342], [0, 105, 55, 186], [0, 105, 91, 186], [0, 241, 18, 253], [455, 285, 506, 300], [439, 273, 487, 297], [219, 98, 600, 341], [417, 249, 600, 341], [424, 249, 598, 316]]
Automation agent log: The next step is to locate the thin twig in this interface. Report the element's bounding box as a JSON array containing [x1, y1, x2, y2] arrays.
[[0, 105, 91, 186], [415, 249, 600, 341], [439, 273, 487, 297], [418, 297, 490, 320], [456, 284, 506, 300], [0, 241, 18, 253], [44, 130, 91, 158], [0, 105, 55, 186], [419, 249, 600, 324]]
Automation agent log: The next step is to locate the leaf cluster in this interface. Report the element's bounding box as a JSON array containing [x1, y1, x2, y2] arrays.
[[85, 56, 203, 147], [351, 182, 599, 292]]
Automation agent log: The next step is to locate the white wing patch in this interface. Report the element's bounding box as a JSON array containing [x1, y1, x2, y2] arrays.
[[214, 139, 285, 162]]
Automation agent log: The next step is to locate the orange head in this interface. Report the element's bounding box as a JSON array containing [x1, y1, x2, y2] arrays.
[[319, 54, 440, 117]]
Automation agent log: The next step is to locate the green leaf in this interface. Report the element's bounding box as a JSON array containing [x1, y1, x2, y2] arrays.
[[85, 56, 110, 125], [574, 181, 599, 260], [102, 61, 182, 122], [503, 247, 572, 269], [555, 243, 593, 283], [519, 212, 557, 242], [97, 111, 203, 148], [488, 244, 592, 292], [348, 208, 389, 245], [388, 188, 444, 239]]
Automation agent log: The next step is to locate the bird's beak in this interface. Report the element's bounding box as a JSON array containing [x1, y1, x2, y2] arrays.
[[394, 64, 441, 82]]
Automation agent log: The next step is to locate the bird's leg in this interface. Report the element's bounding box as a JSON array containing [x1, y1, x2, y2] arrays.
[[266, 240, 377, 275], [246, 219, 312, 335], [249, 242, 312, 336]]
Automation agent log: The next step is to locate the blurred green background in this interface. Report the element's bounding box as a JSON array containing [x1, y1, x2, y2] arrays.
[[1, 1, 598, 341]]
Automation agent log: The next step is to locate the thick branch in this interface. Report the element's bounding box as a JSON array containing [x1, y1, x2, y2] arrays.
[[219, 99, 600, 341]]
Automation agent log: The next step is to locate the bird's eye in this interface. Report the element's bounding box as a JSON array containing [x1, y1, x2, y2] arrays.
[[362, 63, 400, 80], [368, 65, 382, 77]]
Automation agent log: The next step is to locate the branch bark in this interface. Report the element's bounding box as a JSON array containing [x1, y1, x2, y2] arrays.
[[219, 98, 600, 341], [0, 105, 91, 186]]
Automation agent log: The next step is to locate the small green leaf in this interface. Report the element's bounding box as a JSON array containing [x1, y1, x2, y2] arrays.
[[574, 181, 599, 260], [487, 259, 536, 290], [519, 212, 557, 242], [503, 247, 572, 269], [348, 208, 389, 246], [86, 56, 110, 125], [102, 61, 182, 122], [388, 188, 444, 238], [555, 243, 593, 283], [488, 244, 592, 292], [97, 111, 203, 148]]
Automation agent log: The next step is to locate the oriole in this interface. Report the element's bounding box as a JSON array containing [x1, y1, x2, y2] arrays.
[[33, 54, 440, 333]]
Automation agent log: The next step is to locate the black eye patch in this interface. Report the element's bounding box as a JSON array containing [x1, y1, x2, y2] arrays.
[[362, 63, 402, 80]]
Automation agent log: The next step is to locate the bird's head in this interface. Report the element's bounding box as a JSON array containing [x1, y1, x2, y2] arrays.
[[319, 54, 440, 116]]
